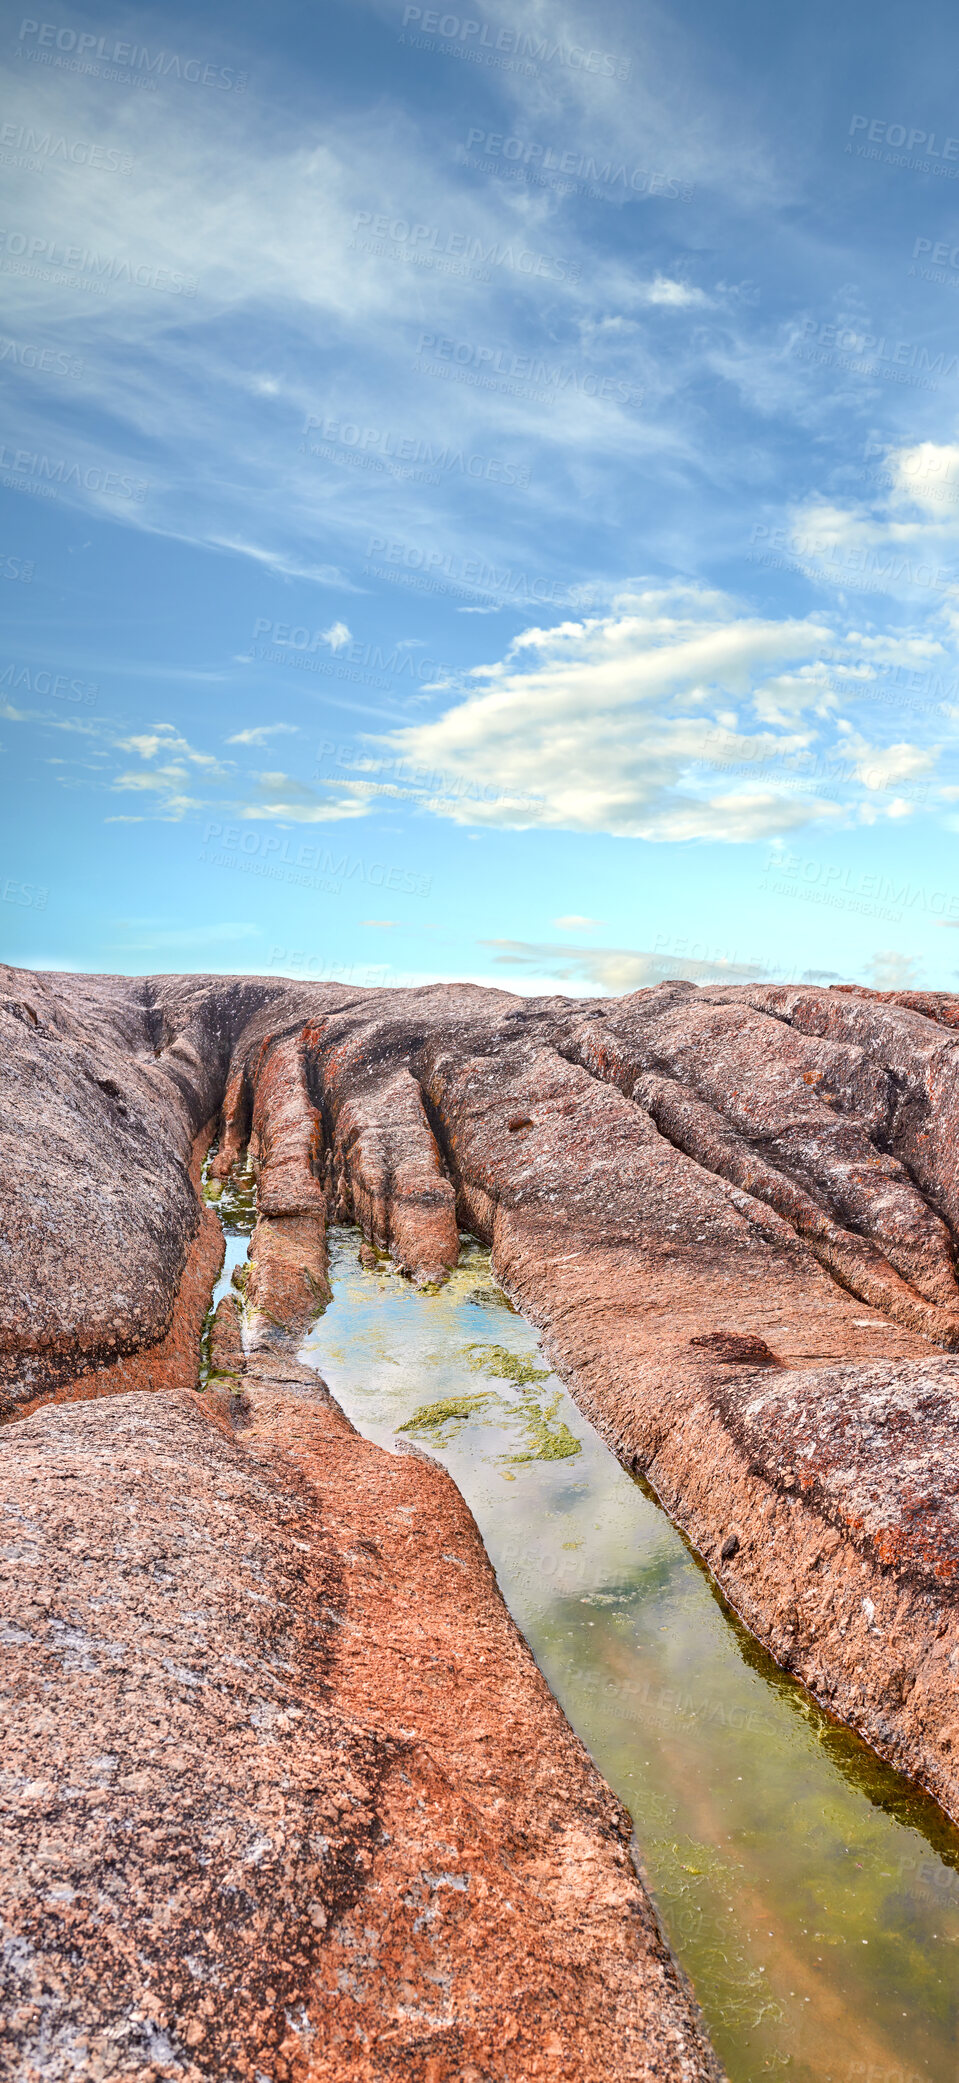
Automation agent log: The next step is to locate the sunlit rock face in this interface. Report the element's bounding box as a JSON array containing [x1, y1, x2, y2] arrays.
[[1, 1377, 724, 2083], [0, 963, 725, 2083], [4, 960, 959, 2071]]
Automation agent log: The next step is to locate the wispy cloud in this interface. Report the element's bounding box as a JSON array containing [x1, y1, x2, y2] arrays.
[[226, 724, 300, 746], [481, 937, 771, 989], [240, 772, 370, 823], [380, 582, 907, 841]]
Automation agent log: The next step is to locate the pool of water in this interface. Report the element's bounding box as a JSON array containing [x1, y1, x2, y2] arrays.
[[198, 1190, 959, 2081], [199, 1154, 256, 1379], [293, 1230, 959, 2083]]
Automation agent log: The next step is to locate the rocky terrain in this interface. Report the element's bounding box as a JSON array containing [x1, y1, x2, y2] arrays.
[[4, 960, 959, 2072], [2, 1366, 720, 2082], [0, 963, 723, 2083]]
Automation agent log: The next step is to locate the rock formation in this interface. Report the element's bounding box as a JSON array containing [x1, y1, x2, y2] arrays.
[[5, 959, 959, 2070], [2, 1367, 720, 2081], [0, 965, 723, 2081]]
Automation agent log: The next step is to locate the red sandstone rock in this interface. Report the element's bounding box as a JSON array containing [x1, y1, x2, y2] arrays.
[[563, 985, 959, 1311], [833, 983, 959, 1031], [743, 983, 959, 1246], [0, 1379, 721, 2082], [209, 1291, 245, 1376], [5, 964, 959, 1832], [5, 1125, 225, 1423], [248, 1031, 327, 1219], [246, 1213, 331, 1347], [304, 1018, 460, 1284], [0, 968, 340, 1413], [209, 1063, 252, 1179]]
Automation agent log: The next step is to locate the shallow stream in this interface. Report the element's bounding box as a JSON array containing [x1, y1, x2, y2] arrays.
[[208, 1201, 959, 2082]]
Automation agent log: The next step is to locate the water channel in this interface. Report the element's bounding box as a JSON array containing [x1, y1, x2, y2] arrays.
[[205, 1182, 959, 2083]]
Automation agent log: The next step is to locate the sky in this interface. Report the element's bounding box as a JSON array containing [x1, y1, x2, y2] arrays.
[[3, 0, 959, 995]]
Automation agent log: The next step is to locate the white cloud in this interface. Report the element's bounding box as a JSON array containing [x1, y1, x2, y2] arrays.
[[226, 725, 300, 746], [888, 442, 959, 517], [867, 951, 923, 990], [118, 726, 227, 772], [481, 937, 770, 990], [383, 583, 855, 841], [785, 442, 959, 608], [838, 732, 938, 791], [553, 914, 602, 927], [0, 45, 727, 584], [639, 276, 711, 308], [207, 539, 361, 588], [111, 771, 207, 819], [240, 771, 370, 823]]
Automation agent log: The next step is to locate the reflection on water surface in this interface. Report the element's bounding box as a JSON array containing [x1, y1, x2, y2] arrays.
[[285, 1227, 959, 2082]]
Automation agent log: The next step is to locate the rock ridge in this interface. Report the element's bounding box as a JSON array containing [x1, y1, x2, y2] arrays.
[[4, 964, 959, 1820]]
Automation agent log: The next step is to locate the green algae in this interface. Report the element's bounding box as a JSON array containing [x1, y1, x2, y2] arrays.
[[397, 1353, 579, 1465], [198, 1142, 256, 1385], [213, 1167, 257, 1235], [292, 1226, 959, 2082], [460, 1341, 550, 1386], [201, 1142, 257, 1235], [399, 1390, 501, 1444], [502, 1390, 582, 1464], [459, 1342, 581, 1463]]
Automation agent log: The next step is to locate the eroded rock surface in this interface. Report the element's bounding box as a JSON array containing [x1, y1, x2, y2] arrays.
[[4, 963, 959, 1830], [0, 1379, 720, 2083], [0, 967, 321, 1410]]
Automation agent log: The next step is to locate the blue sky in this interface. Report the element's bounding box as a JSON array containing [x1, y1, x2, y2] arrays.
[[3, 0, 959, 993]]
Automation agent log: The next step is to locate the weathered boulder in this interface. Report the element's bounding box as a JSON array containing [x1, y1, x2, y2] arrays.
[[0, 1378, 722, 2082]]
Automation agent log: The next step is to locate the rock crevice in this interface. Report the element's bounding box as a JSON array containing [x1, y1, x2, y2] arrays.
[[5, 966, 959, 1823]]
